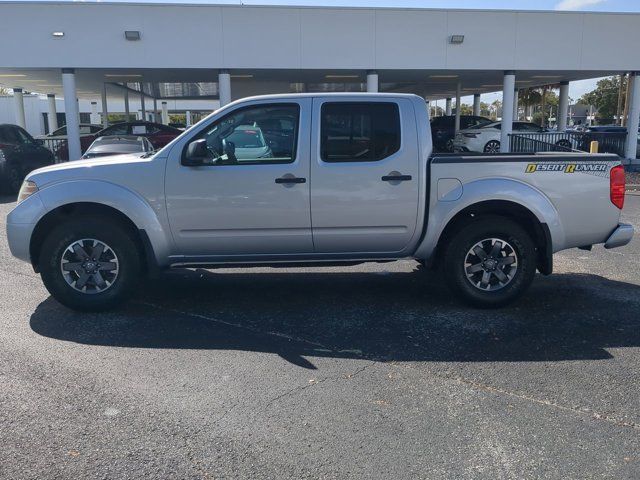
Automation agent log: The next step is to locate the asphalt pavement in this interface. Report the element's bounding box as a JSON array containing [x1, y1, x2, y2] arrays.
[[1, 195, 640, 479]]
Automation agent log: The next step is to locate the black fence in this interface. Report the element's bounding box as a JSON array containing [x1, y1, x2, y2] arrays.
[[509, 131, 627, 156], [40, 138, 70, 163]]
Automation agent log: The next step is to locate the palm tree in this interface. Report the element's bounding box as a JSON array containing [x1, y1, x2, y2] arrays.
[[519, 88, 542, 121]]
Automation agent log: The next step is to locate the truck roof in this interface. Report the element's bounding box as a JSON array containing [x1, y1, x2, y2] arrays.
[[230, 92, 424, 103]]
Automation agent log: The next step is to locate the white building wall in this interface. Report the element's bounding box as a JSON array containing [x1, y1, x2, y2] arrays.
[[0, 3, 639, 71]]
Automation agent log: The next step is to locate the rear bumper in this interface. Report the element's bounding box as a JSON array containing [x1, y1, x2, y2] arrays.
[[604, 223, 634, 249]]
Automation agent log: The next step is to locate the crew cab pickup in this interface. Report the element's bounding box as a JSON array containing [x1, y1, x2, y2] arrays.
[[6, 93, 634, 311]]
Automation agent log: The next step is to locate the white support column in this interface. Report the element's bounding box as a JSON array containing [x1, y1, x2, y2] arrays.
[[90, 101, 100, 125], [124, 88, 130, 121], [13, 88, 26, 129], [62, 68, 81, 161], [454, 82, 462, 133], [46, 93, 58, 132], [557, 81, 570, 132], [185, 110, 192, 127], [625, 72, 640, 163], [500, 70, 516, 153], [366, 70, 379, 93], [218, 69, 231, 107], [473, 94, 481, 117], [101, 83, 109, 128], [445, 98, 452, 116], [153, 98, 158, 123], [161, 101, 169, 125], [513, 89, 519, 121]]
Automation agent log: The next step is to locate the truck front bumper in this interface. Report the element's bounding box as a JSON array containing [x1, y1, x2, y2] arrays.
[[6, 192, 47, 264], [604, 223, 634, 249]]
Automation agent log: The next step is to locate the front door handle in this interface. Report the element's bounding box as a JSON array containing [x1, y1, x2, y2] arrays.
[[275, 176, 306, 184], [382, 174, 412, 182]]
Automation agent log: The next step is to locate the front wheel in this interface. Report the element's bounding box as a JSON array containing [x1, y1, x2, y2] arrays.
[[39, 216, 141, 311], [442, 216, 537, 308], [483, 140, 501, 153]]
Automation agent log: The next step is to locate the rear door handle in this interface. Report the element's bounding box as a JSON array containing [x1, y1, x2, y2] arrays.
[[381, 174, 412, 182], [275, 176, 306, 184]]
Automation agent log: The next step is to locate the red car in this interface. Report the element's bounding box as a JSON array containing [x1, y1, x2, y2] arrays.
[[56, 121, 182, 160]]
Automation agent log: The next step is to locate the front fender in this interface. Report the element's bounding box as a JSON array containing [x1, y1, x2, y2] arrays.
[[34, 179, 172, 266], [414, 177, 565, 260]]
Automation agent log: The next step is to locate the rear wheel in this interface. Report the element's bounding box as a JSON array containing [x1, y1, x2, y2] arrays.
[[442, 216, 536, 308], [39, 216, 141, 311], [554, 139, 572, 151], [483, 140, 501, 153], [445, 139, 454, 152]]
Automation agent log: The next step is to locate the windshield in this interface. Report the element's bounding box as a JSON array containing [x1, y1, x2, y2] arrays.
[[226, 128, 266, 148], [87, 140, 144, 154]]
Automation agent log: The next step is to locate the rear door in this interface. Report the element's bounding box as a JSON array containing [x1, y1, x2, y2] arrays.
[[310, 98, 420, 254]]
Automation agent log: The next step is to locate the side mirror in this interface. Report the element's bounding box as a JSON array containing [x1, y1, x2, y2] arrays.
[[183, 139, 210, 166]]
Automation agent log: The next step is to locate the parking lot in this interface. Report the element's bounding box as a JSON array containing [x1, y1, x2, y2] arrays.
[[0, 194, 639, 479]]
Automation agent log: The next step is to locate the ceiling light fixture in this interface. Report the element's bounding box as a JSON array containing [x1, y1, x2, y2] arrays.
[[0, 74, 27, 78], [429, 75, 459, 79], [124, 30, 141, 41], [449, 35, 465, 44], [231, 74, 254, 79], [325, 75, 360, 80], [104, 74, 143, 78], [52, 31, 64, 38]]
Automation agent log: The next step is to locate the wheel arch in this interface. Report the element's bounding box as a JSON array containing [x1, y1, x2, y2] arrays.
[[415, 178, 564, 275], [29, 202, 155, 274], [29, 180, 172, 272], [432, 200, 553, 274]]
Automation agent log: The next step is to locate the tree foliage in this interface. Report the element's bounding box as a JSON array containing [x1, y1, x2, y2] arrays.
[[579, 76, 626, 123]]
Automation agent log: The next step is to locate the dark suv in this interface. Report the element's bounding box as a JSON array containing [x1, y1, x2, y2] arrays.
[[431, 115, 492, 152], [0, 124, 55, 194]]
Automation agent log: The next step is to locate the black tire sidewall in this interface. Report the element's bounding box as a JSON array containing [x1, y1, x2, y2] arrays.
[[39, 217, 141, 311], [443, 217, 536, 308]]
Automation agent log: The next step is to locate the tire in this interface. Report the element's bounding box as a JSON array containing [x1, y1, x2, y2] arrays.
[[483, 140, 501, 153], [1, 164, 23, 195], [554, 139, 572, 151], [445, 139, 454, 152], [38, 216, 141, 311], [442, 216, 536, 308]]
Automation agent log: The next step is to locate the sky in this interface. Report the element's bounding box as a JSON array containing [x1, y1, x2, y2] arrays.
[[13, 0, 640, 10], [84, 0, 640, 10]]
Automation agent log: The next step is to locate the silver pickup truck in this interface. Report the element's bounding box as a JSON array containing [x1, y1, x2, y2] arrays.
[[5, 93, 634, 311]]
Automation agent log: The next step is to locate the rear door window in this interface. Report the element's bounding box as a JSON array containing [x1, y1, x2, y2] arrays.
[[320, 102, 401, 162]]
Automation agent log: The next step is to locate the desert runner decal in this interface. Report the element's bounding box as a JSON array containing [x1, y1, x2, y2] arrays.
[[525, 162, 614, 177]]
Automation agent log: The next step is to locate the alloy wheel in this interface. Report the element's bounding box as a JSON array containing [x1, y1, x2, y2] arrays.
[[60, 239, 119, 294], [464, 238, 518, 291]]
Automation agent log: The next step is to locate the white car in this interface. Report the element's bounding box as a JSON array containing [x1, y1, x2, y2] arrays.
[[454, 121, 544, 153]]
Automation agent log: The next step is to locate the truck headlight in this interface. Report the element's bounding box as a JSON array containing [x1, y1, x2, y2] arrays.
[[17, 180, 38, 204]]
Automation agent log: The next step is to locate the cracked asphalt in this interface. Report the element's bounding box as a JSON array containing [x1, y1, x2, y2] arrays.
[[1, 194, 640, 479]]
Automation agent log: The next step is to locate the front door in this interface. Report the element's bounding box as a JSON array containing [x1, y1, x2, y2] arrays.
[[310, 98, 420, 254], [165, 99, 312, 258]]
